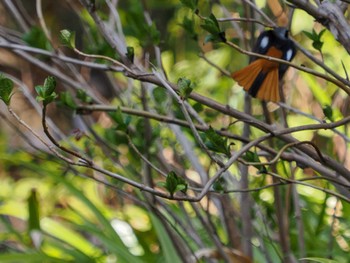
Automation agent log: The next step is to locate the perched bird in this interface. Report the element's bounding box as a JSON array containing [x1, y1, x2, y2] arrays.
[[232, 27, 296, 102]]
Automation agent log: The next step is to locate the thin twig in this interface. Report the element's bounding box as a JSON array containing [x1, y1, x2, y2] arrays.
[[36, 0, 51, 42], [41, 104, 92, 165], [241, 140, 325, 166], [6, 106, 74, 164], [126, 133, 167, 177], [217, 17, 273, 27], [268, 172, 350, 203]]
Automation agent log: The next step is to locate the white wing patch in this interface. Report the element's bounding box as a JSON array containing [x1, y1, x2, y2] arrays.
[[260, 36, 269, 49], [285, 49, 294, 61]]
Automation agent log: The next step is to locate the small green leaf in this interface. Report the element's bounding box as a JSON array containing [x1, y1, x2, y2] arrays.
[[179, 0, 198, 10], [175, 175, 187, 194], [35, 85, 44, 98], [318, 29, 326, 38], [43, 76, 56, 95], [204, 14, 220, 34], [165, 171, 178, 197], [313, 40, 323, 51], [109, 107, 129, 132], [175, 184, 186, 192], [323, 105, 334, 122], [59, 29, 76, 49], [200, 14, 226, 43], [303, 29, 325, 52], [203, 32, 226, 43], [162, 171, 187, 197], [181, 16, 198, 40], [303, 30, 315, 41], [76, 89, 93, 104], [201, 14, 219, 35], [202, 126, 231, 156], [152, 87, 167, 104], [126, 46, 135, 62], [35, 76, 57, 105], [0, 75, 14, 105], [177, 77, 193, 99], [111, 107, 124, 125], [23, 26, 52, 50], [59, 91, 77, 109]]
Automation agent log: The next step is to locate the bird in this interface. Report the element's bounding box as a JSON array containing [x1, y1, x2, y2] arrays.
[[231, 27, 296, 102]]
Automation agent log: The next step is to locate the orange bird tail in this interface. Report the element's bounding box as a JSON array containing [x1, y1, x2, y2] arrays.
[[232, 60, 280, 102]]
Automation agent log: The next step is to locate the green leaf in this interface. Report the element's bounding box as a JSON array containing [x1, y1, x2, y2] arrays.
[[242, 150, 266, 173], [179, 0, 198, 10], [27, 189, 40, 231], [22, 26, 52, 50], [113, 107, 125, 125], [323, 104, 334, 122], [162, 171, 187, 197], [175, 175, 187, 194], [181, 16, 197, 40], [303, 30, 315, 41], [43, 76, 56, 95], [35, 76, 57, 105], [177, 77, 193, 99], [59, 29, 76, 48], [76, 89, 93, 104], [200, 13, 226, 43], [165, 171, 178, 196], [202, 126, 231, 156], [152, 86, 168, 104], [35, 85, 44, 98], [109, 107, 129, 132], [0, 75, 14, 105], [303, 29, 326, 52], [175, 184, 186, 192], [60, 91, 77, 109], [202, 14, 220, 34]]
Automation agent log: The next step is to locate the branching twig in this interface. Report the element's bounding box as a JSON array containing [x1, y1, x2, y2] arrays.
[[268, 172, 350, 203], [217, 17, 273, 27], [6, 106, 74, 164], [241, 140, 326, 166], [41, 104, 92, 165]]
